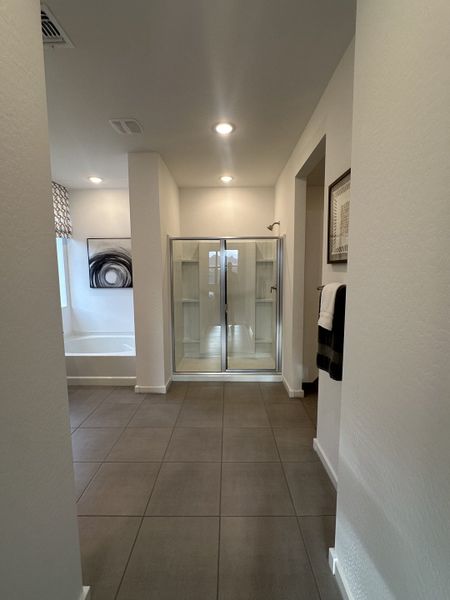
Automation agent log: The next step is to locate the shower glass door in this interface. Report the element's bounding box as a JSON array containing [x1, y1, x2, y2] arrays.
[[225, 238, 279, 370], [172, 239, 222, 372], [171, 238, 280, 373]]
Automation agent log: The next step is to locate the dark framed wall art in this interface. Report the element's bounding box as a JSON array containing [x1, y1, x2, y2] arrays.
[[327, 169, 351, 263], [87, 238, 133, 288]]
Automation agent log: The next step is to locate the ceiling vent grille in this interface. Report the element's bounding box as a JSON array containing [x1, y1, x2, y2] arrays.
[[109, 119, 143, 135], [41, 4, 73, 47]]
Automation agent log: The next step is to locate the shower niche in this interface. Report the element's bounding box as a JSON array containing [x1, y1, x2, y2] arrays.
[[171, 237, 281, 373]]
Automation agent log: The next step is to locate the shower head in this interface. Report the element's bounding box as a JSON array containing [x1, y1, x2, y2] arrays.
[[267, 221, 280, 231]]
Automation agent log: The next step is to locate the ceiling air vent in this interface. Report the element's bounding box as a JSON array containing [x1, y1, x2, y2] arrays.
[[109, 119, 143, 135], [41, 4, 73, 47]]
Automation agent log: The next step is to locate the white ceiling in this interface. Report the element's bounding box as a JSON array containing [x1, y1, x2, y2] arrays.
[[43, 0, 355, 190]]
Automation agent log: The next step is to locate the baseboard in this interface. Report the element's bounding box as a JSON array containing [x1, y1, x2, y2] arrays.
[[135, 378, 171, 394], [79, 586, 91, 600], [313, 437, 338, 488], [329, 549, 354, 600], [67, 376, 136, 387], [282, 376, 304, 398], [171, 373, 282, 382]]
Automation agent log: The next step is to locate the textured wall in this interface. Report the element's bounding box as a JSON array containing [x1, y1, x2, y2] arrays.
[[129, 153, 180, 390], [0, 0, 83, 598], [275, 41, 354, 472], [180, 187, 275, 237], [335, 0, 450, 597]]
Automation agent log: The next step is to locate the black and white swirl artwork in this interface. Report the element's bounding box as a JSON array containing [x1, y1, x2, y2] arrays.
[[87, 238, 133, 288]]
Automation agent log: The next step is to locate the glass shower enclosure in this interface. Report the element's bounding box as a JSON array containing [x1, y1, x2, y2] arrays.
[[170, 237, 282, 373]]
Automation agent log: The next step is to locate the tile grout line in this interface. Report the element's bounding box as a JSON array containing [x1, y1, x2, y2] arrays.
[[72, 385, 117, 430], [112, 383, 189, 600], [100, 393, 147, 461], [268, 387, 323, 600], [296, 516, 329, 600], [75, 390, 148, 503], [216, 383, 225, 600]]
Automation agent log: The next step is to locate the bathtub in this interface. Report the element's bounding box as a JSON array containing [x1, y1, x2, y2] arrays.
[[65, 333, 136, 385]]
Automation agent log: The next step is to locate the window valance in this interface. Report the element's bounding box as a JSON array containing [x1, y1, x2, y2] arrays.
[[52, 181, 72, 238]]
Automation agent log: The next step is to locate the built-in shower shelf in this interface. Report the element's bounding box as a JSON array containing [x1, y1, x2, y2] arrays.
[[256, 298, 274, 303], [181, 259, 199, 263], [256, 337, 273, 343], [182, 298, 199, 303], [256, 258, 275, 263], [183, 338, 200, 343]]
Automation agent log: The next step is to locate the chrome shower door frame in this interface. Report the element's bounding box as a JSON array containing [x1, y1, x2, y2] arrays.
[[169, 236, 282, 375]]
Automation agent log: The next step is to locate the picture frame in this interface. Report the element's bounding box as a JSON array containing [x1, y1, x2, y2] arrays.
[[86, 237, 133, 288], [327, 169, 351, 263]]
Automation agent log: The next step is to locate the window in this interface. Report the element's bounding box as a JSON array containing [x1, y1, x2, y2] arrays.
[[56, 237, 68, 308]]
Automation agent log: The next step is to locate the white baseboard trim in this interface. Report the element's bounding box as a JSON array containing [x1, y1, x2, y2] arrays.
[[172, 373, 282, 382], [282, 376, 304, 398], [67, 376, 136, 387], [79, 586, 91, 600], [313, 437, 338, 488], [329, 549, 354, 600], [135, 378, 171, 394]]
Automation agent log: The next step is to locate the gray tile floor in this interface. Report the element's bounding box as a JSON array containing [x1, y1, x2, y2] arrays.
[[70, 382, 339, 600]]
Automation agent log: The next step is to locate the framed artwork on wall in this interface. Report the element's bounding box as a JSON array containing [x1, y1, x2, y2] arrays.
[[327, 169, 351, 263], [87, 238, 133, 288]]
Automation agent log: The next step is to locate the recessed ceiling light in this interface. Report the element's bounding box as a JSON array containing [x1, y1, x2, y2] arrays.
[[214, 122, 235, 135], [220, 175, 233, 183], [89, 176, 102, 184]]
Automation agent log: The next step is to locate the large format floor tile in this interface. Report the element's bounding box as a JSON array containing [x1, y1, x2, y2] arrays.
[[299, 516, 341, 600], [116, 517, 219, 600], [82, 402, 141, 428], [185, 383, 223, 402], [78, 516, 141, 600], [128, 403, 181, 427], [177, 399, 223, 427], [265, 402, 312, 427], [165, 427, 222, 461], [69, 388, 113, 428], [77, 462, 160, 516], [222, 427, 278, 462], [224, 382, 262, 401], [302, 394, 318, 425], [284, 461, 337, 516], [70, 383, 339, 599], [146, 462, 221, 516], [72, 428, 123, 461], [259, 382, 290, 402], [73, 462, 101, 501], [273, 427, 317, 462], [221, 462, 294, 515], [106, 427, 172, 462], [104, 387, 144, 405], [223, 399, 269, 427], [219, 516, 320, 600]]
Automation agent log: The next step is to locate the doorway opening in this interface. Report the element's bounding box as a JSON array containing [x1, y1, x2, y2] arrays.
[[302, 157, 325, 386]]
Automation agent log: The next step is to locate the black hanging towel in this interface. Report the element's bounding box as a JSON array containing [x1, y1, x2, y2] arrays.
[[317, 285, 346, 381]]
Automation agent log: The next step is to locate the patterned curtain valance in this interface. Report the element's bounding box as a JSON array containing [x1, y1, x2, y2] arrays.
[[52, 181, 72, 238]]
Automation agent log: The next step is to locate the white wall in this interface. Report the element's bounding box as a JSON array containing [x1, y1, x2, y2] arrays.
[[302, 185, 324, 383], [275, 41, 354, 476], [0, 1, 84, 598], [180, 187, 275, 237], [159, 158, 181, 384], [129, 153, 180, 391], [67, 189, 134, 333], [335, 1, 450, 597]]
